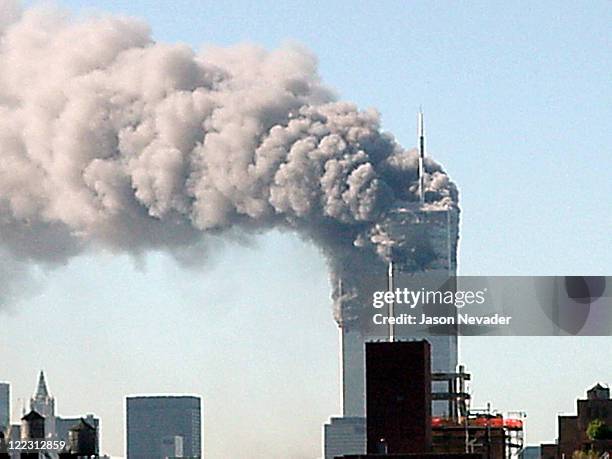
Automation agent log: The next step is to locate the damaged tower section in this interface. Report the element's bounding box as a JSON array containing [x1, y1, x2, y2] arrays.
[[337, 203, 460, 418]]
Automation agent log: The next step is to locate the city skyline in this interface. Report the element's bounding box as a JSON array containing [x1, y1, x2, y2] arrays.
[[1, 1, 611, 458], [2, 358, 609, 458], [0, 372, 203, 458]]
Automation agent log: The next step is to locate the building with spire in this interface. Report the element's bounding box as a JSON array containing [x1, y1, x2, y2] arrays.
[[324, 112, 460, 459], [3, 372, 104, 458], [29, 371, 56, 440]]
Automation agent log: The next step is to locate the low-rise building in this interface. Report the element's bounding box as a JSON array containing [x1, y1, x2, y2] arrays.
[[541, 383, 611, 458]]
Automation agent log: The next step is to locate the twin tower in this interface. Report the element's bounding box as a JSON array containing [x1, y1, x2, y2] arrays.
[[339, 204, 459, 418], [325, 113, 460, 458]]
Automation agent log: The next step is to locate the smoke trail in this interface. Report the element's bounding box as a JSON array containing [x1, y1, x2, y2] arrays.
[[0, 3, 458, 311]]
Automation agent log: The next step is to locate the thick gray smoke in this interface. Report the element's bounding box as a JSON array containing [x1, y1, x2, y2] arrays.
[[0, 2, 458, 310]]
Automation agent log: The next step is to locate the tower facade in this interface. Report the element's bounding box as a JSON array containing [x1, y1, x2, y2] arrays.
[[324, 113, 460, 458], [340, 206, 459, 418], [0, 383, 9, 434], [126, 395, 202, 459], [30, 371, 55, 440]]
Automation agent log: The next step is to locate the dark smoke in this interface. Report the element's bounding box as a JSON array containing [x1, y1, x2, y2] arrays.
[[0, 1, 458, 310]]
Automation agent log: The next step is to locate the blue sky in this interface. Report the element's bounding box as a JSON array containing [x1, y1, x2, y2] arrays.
[[3, 1, 611, 458]]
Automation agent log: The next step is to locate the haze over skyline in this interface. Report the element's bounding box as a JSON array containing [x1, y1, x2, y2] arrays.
[[2, 1, 611, 458]]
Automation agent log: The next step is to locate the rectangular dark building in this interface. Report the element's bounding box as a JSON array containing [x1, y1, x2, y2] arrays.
[[340, 454, 481, 459], [0, 383, 9, 434], [366, 341, 432, 454], [126, 395, 202, 459]]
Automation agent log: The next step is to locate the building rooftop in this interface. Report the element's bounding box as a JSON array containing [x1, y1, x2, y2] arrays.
[[70, 418, 96, 432], [21, 410, 44, 421]]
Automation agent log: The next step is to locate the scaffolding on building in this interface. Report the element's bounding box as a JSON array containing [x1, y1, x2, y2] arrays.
[[431, 367, 525, 459]]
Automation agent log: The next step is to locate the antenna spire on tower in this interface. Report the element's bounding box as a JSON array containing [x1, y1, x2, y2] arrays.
[[417, 109, 425, 205]]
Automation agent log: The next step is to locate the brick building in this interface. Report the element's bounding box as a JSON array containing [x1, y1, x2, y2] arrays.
[[541, 383, 611, 459]]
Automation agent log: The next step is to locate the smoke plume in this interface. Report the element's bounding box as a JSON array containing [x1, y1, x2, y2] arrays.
[[0, 2, 458, 311]]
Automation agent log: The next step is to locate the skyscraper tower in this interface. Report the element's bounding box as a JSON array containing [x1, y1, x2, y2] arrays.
[[126, 395, 202, 459], [339, 209, 459, 418], [0, 383, 9, 434], [324, 113, 459, 459], [30, 371, 56, 440], [340, 113, 459, 418]]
